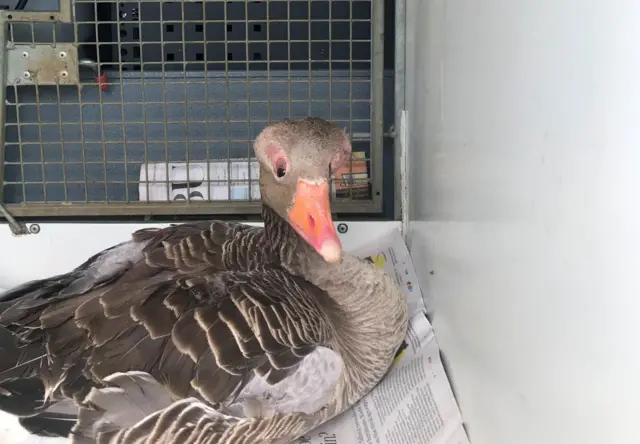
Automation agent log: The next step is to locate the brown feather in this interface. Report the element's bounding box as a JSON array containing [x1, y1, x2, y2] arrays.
[[98, 272, 168, 319], [75, 299, 133, 348], [130, 288, 176, 339], [191, 350, 243, 405], [171, 311, 209, 363]]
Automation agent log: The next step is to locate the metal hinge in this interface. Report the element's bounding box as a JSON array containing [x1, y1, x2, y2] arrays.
[[386, 125, 397, 139], [399, 110, 409, 242]]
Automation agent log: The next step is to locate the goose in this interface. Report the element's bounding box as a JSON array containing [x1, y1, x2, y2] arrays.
[[0, 117, 409, 444]]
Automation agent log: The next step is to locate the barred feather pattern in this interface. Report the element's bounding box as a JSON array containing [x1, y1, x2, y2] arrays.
[[72, 372, 318, 444]]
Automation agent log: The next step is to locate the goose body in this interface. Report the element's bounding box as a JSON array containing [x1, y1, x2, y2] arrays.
[[0, 118, 409, 444]]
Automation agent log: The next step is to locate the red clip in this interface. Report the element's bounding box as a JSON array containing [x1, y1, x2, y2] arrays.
[[95, 73, 109, 91]]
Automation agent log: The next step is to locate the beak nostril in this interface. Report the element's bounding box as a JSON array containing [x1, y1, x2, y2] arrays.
[[308, 215, 316, 230]]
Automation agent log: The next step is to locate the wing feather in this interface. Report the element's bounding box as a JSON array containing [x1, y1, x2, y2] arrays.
[[69, 371, 313, 444]]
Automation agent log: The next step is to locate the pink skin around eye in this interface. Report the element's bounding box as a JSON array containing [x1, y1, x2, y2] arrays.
[[264, 142, 290, 176], [275, 157, 288, 174]]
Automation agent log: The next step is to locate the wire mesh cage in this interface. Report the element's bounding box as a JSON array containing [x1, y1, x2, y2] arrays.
[[0, 0, 386, 218]]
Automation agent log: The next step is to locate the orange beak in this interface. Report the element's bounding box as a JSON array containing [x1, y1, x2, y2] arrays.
[[287, 179, 342, 263]]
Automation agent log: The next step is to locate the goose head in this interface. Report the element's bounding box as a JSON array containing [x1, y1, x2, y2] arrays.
[[254, 118, 351, 264]]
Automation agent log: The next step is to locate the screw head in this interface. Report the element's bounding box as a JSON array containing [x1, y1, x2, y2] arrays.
[[60, 70, 68, 78], [58, 51, 66, 59], [337, 223, 348, 234], [21, 51, 28, 58], [22, 71, 30, 79], [28, 223, 40, 234]]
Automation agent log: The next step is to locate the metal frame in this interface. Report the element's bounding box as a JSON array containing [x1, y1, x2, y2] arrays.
[[394, 0, 406, 222], [0, 22, 7, 210], [0, 0, 386, 219]]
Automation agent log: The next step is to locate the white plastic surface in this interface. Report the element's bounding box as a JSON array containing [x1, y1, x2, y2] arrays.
[[0, 413, 67, 444], [405, 1, 640, 444]]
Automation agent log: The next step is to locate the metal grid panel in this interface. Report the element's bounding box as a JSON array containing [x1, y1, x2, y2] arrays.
[[0, 0, 384, 218]]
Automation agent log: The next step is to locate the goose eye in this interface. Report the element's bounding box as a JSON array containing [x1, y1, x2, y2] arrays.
[[275, 158, 287, 178]]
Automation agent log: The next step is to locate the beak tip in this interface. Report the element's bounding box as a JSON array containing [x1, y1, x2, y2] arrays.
[[319, 240, 342, 263]]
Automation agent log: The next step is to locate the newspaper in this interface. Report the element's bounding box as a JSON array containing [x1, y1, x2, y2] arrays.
[[297, 229, 470, 444]]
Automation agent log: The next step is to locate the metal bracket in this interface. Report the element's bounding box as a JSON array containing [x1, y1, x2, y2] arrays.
[[0, 0, 73, 23], [6, 43, 79, 87], [0, 202, 30, 235]]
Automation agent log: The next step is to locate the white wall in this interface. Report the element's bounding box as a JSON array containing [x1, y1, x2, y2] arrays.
[[405, 1, 640, 444]]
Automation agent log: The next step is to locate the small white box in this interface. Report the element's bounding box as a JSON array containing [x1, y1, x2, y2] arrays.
[[138, 160, 261, 202]]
